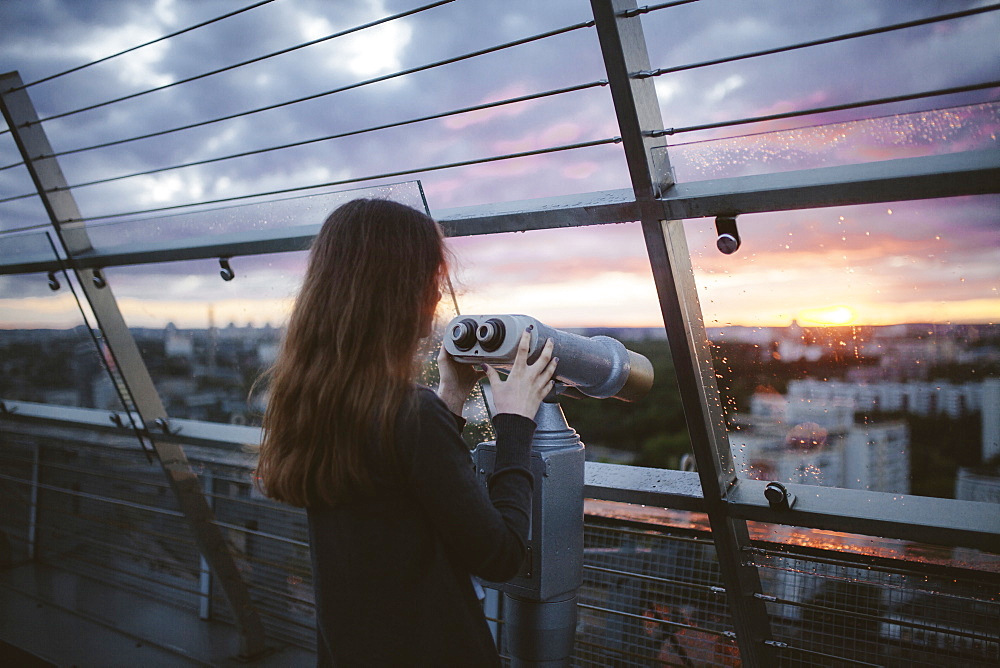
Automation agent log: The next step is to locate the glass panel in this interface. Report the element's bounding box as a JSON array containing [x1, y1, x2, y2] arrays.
[[94, 184, 493, 443], [84, 181, 428, 250], [0, 231, 125, 412], [642, 0, 999, 149], [668, 101, 1000, 182], [103, 253, 299, 426], [683, 195, 1000, 500], [447, 223, 694, 467], [0, 228, 63, 267]]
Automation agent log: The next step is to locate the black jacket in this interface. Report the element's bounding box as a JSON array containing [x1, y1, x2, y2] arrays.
[[307, 386, 536, 667]]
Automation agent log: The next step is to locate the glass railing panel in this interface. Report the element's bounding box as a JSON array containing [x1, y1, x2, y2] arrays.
[[682, 194, 1000, 501], [0, 231, 128, 412], [91, 183, 493, 442], [668, 101, 1000, 182], [83, 182, 428, 250], [100, 252, 297, 427], [641, 0, 999, 150], [446, 222, 694, 468]]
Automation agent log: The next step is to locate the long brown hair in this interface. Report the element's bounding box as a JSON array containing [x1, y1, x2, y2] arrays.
[[255, 198, 446, 507]]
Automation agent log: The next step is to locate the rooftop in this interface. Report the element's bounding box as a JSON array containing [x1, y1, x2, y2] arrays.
[[1, 0, 998, 665]]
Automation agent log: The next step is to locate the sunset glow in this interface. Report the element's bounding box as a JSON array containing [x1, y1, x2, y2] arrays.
[[797, 305, 857, 327]]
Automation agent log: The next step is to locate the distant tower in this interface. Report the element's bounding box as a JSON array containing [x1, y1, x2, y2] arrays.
[[208, 304, 218, 376]]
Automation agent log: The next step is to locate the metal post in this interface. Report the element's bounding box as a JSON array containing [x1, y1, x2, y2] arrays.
[[27, 440, 40, 560], [475, 400, 585, 666], [484, 585, 501, 642], [588, 1, 775, 664], [199, 469, 214, 620], [0, 71, 267, 659]]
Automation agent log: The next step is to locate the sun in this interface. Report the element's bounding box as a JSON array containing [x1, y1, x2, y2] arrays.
[[797, 305, 857, 326]]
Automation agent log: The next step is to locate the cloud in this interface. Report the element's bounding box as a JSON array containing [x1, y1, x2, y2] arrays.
[[443, 84, 533, 129], [705, 74, 745, 104]]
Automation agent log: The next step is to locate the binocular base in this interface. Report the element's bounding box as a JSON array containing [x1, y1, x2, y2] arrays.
[[504, 592, 578, 667]]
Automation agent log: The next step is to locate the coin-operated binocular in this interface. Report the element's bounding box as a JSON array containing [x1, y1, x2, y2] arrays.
[[445, 315, 654, 667]]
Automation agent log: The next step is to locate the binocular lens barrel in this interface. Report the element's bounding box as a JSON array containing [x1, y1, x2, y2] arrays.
[[476, 318, 506, 352], [451, 319, 478, 351]]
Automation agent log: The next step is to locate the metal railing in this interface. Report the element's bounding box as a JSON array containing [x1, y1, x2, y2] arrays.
[[1, 410, 998, 666]]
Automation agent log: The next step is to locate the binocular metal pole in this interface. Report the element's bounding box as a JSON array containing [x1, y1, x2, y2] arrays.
[[477, 397, 585, 666]]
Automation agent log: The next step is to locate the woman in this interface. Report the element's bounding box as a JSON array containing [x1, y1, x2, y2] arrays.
[[255, 198, 556, 666]]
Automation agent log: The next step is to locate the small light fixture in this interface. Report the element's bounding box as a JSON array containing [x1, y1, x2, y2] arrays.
[[764, 481, 796, 510], [715, 215, 741, 255]]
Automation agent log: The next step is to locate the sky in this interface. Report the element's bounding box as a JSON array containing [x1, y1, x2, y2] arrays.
[[0, 0, 997, 330]]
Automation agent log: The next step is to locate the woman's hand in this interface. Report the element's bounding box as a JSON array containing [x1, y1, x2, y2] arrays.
[[437, 343, 486, 416], [483, 328, 558, 419]]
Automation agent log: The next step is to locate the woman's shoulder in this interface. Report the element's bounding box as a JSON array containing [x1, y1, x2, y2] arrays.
[[412, 384, 448, 413], [398, 385, 455, 431], [392, 385, 467, 462]]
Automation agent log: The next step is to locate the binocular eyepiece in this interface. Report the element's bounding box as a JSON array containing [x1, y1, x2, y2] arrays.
[[451, 317, 507, 353], [444, 314, 654, 402]]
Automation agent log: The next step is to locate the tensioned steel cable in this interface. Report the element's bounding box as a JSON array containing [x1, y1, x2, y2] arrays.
[[0, 454, 173, 491], [76, 136, 622, 222], [760, 640, 882, 668], [5, 9, 993, 196], [1, 469, 181, 517], [665, 99, 1000, 150], [38, 513, 197, 551], [20, 0, 280, 90], [7, 515, 198, 563], [2, 83, 995, 208], [620, 0, 700, 18], [746, 541, 1000, 592], [583, 563, 724, 593], [578, 602, 734, 638], [32, 19, 597, 157], [644, 80, 1000, 137], [57, 81, 609, 191], [32, 0, 457, 125], [0, 22, 597, 179], [0, 0, 278, 141], [59, 79, 606, 161], [635, 4, 1000, 80], [8, 6, 989, 168], [756, 593, 1000, 645], [38, 551, 208, 601]]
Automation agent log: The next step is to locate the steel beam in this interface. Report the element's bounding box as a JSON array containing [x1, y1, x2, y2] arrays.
[[0, 71, 267, 659], [585, 462, 705, 511], [589, 1, 774, 663], [659, 148, 1000, 219], [728, 478, 1000, 553]]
